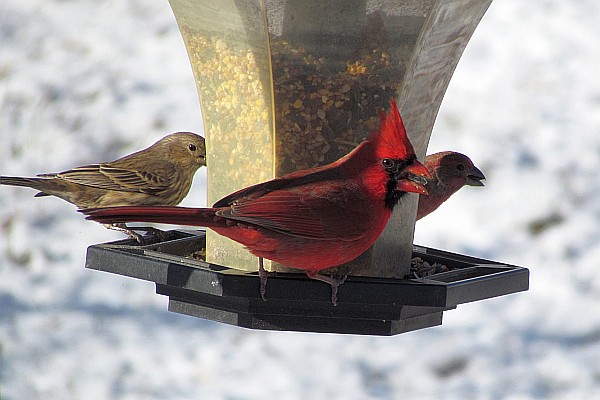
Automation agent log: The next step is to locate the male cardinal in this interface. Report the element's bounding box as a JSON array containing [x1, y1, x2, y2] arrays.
[[416, 151, 485, 220], [1, 132, 206, 241], [83, 99, 430, 304]]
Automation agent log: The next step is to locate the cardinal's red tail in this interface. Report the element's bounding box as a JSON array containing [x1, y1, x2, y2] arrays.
[[81, 206, 220, 227]]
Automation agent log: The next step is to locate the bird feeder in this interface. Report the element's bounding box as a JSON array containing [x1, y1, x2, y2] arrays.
[[85, 0, 530, 335], [168, 0, 496, 277]]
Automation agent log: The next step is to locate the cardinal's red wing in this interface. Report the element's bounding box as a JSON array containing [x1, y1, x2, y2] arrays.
[[218, 180, 370, 241], [212, 163, 349, 208]]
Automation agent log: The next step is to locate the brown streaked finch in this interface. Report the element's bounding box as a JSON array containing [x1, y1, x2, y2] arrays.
[[1, 131, 206, 241], [416, 151, 485, 220]]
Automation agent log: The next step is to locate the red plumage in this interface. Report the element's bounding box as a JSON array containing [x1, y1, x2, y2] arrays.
[[83, 99, 431, 303]]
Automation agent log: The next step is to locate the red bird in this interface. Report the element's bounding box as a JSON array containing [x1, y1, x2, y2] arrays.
[[83, 99, 431, 304], [417, 151, 485, 220]]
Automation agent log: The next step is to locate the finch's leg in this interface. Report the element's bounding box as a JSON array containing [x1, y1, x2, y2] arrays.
[[127, 226, 170, 242], [104, 223, 145, 244], [305, 271, 347, 306], [104, 223, 169, 244]]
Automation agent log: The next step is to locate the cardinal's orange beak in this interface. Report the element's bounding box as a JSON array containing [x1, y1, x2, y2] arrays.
[[396, 160, 431, 195]]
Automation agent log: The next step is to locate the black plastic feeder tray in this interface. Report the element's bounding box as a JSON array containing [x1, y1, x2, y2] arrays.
[[85, 230, 529, 336]]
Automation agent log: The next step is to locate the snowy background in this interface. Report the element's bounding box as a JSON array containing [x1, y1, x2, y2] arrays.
[[1, 0, 599, 399]]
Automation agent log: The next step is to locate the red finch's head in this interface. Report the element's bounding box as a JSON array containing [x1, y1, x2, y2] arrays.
[[424, 151, 485, 193], [416, 151, 485, 220]]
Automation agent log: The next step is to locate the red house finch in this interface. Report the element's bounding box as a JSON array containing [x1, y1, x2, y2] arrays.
[[1, 132, 206, 240], [83, 99, 430, 304], [417, 151, 485, 220]]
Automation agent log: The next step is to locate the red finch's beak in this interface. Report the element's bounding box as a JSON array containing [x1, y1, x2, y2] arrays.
[[396, 160, 431, 195], [466, 166, 485, 187]]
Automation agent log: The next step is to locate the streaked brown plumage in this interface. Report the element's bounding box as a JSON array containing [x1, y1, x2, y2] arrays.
[[416, 151, 485, 220], [1, 132, 205, 240], [1, 132, 205, 208]]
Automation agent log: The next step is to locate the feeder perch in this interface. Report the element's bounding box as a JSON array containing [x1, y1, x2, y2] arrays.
[[84, 0, 530, 335], [86, 230, 529, 335]]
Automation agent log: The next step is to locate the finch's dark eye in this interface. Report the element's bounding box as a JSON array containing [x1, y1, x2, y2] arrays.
[[188, 144, 197, 152], [382, 158, 394, 168], [456, 164, 465, 171]]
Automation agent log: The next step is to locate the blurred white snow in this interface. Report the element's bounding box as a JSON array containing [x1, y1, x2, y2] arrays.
[[1, 1, 599, 399]]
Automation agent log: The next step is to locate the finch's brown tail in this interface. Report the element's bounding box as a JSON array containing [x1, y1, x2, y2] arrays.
[[0, 176, 50, 197], [81, 206, 222, 227]]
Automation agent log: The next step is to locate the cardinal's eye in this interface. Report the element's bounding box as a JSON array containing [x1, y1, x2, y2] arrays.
[[382, 158, 394, 168], [456, 164, 465, 171], [188, 144, 197, 152]]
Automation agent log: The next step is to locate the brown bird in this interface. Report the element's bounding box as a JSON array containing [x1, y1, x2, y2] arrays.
[[416, 151, 485, 220], [1, 131, 206, 240]]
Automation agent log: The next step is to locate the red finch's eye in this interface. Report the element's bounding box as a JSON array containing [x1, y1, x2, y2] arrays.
[[188, 144, 197, 152], [456, 164, 465, 171]]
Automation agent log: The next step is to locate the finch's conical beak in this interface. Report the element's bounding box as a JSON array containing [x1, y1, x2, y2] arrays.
[[396, 161, 431, 195], [466, 166, 485, 187]]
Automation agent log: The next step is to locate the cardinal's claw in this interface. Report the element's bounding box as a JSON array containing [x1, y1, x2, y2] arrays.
[[306, 271, 347, 306], [258, 257, 268, 301]]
